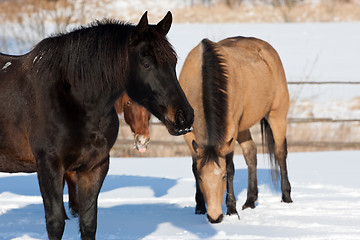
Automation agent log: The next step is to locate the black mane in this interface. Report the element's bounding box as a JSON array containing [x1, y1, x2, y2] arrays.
[[200, 38, 228, 167], [29, 19, 177, 95], [30, 20, 134, 93], [201, 38, 228, 147]]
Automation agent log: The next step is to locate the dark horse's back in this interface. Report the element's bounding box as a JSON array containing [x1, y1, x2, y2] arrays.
[[0, 53, 37, 173]]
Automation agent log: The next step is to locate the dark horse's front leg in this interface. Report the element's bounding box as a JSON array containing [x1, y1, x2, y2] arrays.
[[64, 171, 79, 216], [77, 156, 109, 240], [225, 152, 239, 217], [192, 157, 206, 215], [36, 151, 67, 240]]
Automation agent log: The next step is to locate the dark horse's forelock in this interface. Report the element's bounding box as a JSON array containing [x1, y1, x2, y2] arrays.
[[147, 27, 178, 65], [31, 19, 134, 92], [201, 38, 228, 147]]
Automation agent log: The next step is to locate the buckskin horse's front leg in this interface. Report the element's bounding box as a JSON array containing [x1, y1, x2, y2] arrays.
[[225, 152, 238, 217], [36, 151, 67, 240], [77, 157, 109, 240], [192, 157, 206, 214]]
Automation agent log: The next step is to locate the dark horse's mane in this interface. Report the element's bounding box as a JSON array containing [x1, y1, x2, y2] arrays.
[[30, 19, 177, 94], [201, 38, 228, 167]]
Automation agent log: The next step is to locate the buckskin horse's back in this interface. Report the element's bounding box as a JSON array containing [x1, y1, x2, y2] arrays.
[[0, 53, 36, 173], [218, 36, 289, 131]]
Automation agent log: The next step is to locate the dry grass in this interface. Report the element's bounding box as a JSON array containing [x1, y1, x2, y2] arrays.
[[173, 1, 360, 23], [1, 0, 360, 24]]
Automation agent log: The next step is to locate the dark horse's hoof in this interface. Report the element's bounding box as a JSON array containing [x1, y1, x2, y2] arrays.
[[282, 194, 293, 203], [226, 208, 240, 220], [226, 207, 238, 216], [195, 205, 206, 215], [242, 199, 257, 210]]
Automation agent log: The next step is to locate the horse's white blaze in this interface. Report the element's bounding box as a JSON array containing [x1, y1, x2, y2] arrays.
[[213, 168, 222, 176]]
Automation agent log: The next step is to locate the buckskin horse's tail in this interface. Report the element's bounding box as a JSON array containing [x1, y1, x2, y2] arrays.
[[260, 118, 280, 186]]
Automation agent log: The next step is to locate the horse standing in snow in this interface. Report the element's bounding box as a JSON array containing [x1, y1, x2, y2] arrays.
[[179, 36, 292, 223], [0, 12, 193, 239]]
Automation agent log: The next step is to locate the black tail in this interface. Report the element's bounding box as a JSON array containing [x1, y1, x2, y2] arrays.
[[260, 118, 280, 185]]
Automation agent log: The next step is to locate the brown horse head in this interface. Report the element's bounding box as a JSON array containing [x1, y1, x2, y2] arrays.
[[115, 93, 151, 153], [192, 139, 233, 223]]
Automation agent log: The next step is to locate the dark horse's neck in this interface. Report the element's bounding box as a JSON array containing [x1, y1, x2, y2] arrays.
[[28, 20, 135, 111]]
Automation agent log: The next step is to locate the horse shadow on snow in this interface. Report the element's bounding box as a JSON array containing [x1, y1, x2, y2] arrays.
[[0, 168, 278, 239]]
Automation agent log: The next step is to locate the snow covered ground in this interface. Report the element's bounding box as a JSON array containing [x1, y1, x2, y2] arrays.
[[1, 151, 360, 239]]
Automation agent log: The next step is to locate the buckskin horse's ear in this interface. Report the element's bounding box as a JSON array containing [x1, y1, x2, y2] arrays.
[[131, 11, 149, 42], [219, 138, 234, 156], [155, 11, 172, 36]]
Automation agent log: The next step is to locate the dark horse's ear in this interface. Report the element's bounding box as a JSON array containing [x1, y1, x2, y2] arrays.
[[131, 11, 149, 43], [192, 140, 198, 153], [155, 11, 172, 36]]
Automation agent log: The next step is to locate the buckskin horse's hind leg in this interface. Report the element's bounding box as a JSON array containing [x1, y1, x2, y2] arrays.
[[77, 157, 109, 239], [192, 157, 206, 214], [36, 153, 67, 240], [237, 130, 258, 210], [274, 138, 292, 203], [225, 151, 238, 216], [267, 115, 292, 203]]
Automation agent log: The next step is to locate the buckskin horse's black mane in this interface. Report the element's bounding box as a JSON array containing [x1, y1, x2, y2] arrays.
[[200, 38, 228, 167]]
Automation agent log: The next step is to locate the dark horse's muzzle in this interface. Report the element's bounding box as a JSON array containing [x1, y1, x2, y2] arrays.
[[174, 109, 193, 134], [166, 108, 194, 136]]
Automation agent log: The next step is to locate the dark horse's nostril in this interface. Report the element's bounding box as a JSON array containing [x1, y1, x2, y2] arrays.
[[175, 109, 186, 127]]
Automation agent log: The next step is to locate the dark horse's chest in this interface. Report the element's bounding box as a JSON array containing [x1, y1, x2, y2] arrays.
[[29, 90, 120, 172]]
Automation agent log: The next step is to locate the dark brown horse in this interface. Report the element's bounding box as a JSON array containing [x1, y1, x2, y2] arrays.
[[115, 93, 151, 153], [0, 11, 193, 239], [179, 37, 292, 223], [65, 93, 151, 216]]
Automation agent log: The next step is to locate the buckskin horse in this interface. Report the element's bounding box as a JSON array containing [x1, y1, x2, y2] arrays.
[[0, 11, 193, 239], [179, 37, 292, 223]]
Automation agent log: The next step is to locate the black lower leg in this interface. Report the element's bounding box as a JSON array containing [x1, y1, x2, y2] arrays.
[[225, 152, 238, 216], [192, 159, 206, 214], [276, 139, 292, 203]]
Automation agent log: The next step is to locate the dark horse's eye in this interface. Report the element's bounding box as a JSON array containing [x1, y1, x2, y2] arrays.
[[143, 63, 150, 69]]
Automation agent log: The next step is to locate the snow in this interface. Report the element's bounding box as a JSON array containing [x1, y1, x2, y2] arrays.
[[1, 151, 360, 239]]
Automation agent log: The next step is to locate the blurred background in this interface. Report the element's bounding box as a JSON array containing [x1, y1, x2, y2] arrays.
[[1, 0, 360, 157]]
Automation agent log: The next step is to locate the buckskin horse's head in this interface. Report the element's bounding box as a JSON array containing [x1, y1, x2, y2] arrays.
[[126, 11, 194, 136], [192, 139, 234, 223]]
